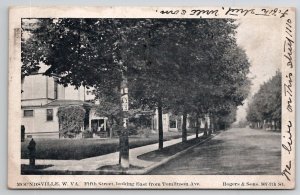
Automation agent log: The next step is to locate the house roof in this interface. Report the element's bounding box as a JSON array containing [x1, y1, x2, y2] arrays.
[[43, 100, 93, 107]]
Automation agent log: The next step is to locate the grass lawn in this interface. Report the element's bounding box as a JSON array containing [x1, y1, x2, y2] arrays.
[[138, 135, 209, 162], [21, 132, 190, 160]]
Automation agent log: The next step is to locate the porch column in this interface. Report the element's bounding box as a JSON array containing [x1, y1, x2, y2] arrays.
[[104, 118, 107, 131]]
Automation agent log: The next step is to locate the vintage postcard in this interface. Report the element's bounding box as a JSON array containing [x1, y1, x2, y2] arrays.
[[8, 6, 295, 189]]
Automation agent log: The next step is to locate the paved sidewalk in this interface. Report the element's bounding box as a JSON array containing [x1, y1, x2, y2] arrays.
[[21, 133, 202, 172]]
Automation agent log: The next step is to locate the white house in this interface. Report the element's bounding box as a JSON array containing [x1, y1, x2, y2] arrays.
[[21, 64, 95, 139]]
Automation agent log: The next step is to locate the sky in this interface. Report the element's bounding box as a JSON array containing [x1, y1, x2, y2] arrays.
[[235, 18, 282, 122]]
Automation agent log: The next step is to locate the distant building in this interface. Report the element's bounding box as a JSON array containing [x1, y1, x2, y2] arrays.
[[151, 110, 210, 132], [151, 111, 181, 132]]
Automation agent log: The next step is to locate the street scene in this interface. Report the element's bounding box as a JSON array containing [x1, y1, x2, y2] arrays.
[[150, 127, 281, 175], [20, 17, 282, 175]]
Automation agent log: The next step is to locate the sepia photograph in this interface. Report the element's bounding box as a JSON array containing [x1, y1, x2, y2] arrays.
[[8, 6, 295, 189]]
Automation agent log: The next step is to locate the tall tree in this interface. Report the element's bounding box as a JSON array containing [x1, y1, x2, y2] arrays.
[[22, 18, 152, 167], [246, 71, 281, 130]]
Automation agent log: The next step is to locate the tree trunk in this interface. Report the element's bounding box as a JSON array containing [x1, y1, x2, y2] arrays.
[[119, 125, 129, 168], [182, 112, 187, 142], [158, 103, 163, 150], [119, 79, 129, 168], [196, 114, 200, 138], [204, 120, 208, 137], [209, 115, 213, 135], [109, 124, 113, 139], [119, 114, 129, 169]]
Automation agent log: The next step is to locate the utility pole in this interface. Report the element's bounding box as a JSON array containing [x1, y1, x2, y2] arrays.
[[117, 23, 130, 169], [119, 75, 129, 168]]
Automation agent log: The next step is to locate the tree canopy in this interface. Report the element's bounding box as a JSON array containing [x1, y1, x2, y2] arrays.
[[22, 18, 251, 146]]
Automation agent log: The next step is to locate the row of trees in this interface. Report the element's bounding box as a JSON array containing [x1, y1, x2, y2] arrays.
[[21, 18, 251, 167], [246, 71, 281, 130]]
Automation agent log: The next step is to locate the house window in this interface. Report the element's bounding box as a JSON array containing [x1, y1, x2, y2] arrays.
[[24, 110, 34, 117], [170, 120, 177, 128], [86, 90, 95, 96], [47, 109, 53, 121]]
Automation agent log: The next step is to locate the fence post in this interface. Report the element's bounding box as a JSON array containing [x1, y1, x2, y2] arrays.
[[21, 125, 25, 142], [28, 138, 36, 167]]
